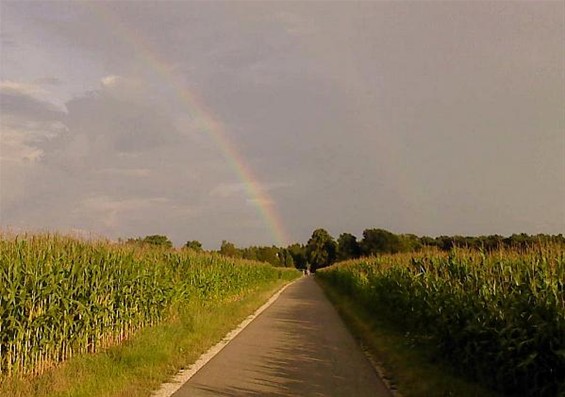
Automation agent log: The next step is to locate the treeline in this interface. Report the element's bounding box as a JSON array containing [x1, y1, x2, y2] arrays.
[[302, 229, 565, 271], [121, 230, 565, 271], [352, 229, 565, 255], [298, 229, 565, 272], [122, 235, 296, 268], [217, 240, 296, 268]]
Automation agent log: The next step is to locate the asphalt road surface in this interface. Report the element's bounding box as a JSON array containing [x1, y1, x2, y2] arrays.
[[172, 276, 392, 397]]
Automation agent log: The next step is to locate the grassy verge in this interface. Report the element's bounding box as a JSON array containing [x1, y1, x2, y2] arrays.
[[316, 277, 501, 397], [0, 278, 295, 397]]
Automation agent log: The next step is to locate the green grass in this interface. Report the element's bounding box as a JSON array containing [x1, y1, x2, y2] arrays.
[[0, 278, 294, 397], [317, 276, 501, 397]]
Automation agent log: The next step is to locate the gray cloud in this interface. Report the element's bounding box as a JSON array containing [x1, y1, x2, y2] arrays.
[[1, 1, 563, 247], [34, 77, 62, 86], [0, 87, 63, 122], [64, 94, 176, 154], [0, 72, 272, 246]]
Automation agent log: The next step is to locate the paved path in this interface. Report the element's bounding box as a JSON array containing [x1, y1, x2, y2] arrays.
[[172, 276, 392, 397]]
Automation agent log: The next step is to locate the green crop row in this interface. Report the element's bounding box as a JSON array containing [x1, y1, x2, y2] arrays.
[[0, 234, 297, 378], [317, 246, 564, 396]]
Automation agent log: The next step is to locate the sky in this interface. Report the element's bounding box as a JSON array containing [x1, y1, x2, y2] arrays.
[[0, 1, 563, 249]]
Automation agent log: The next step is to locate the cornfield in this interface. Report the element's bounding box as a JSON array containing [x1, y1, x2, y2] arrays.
[[0, 234, 296, 378], [317, 246, 565, 396]]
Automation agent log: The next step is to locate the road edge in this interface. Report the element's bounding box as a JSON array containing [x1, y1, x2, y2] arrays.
[[150, 278, 300, 397], [315, 276, 400, 397]]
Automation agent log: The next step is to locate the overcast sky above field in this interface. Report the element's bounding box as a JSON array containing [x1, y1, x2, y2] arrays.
[[1, 1, 563, 248]]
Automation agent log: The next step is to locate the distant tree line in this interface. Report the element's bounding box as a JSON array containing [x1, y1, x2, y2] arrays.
[[299, 229, 565, 272], [124, 236, 294, 267], [122, 230, 564, 271], [218, 240, 295, 268], [124, 235, 173, 249]]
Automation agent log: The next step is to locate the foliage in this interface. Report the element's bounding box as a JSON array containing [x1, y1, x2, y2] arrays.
[[274, 248, 294, 268], [126, 235, 173, 248], [183, 240, 203, 251], [219, 240, 238, 257], [306, 229, 337, 272], [332, 229, 565, 257], [242, 246, 278, 264], [360, 228, 402, 255], [287, 244, 307, 269], [0, 234, 297, 378], [420, 233, 565, 252], [215, 242, 295, 268], [317, 246, 565, 396], [336, 233, 361, 261]]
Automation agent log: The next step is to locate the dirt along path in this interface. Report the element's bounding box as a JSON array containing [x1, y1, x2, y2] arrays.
[[170, 276, 392, 397]]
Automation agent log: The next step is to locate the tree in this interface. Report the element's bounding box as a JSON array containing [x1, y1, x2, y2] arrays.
[[278, 249, 295, 268], [306, 229, 337, 272], [241, 247, 258, 261], [254, 246, 278, 265], [184, 240, 203, 251], [398, 234, 423, 252], [141, 235, 173, 248], [336, 233, 361, 261], [420, 236, 436, 247], [360, 228, 401, 255], [288, 243, 307, 270], [219, 240, 238, 257], [482, 235, 504, 251]]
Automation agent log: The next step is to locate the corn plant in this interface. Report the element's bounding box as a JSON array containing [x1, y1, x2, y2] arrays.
[[317, 245, 565, 396], [0, 233, 297, 378]]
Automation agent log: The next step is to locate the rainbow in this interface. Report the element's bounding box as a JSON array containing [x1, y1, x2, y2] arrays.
[[88, 4, 290, 246]]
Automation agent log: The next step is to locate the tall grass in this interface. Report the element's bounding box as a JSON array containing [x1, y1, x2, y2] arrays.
[[317, 246, 565, 396], [0, 233, 295, 378]]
